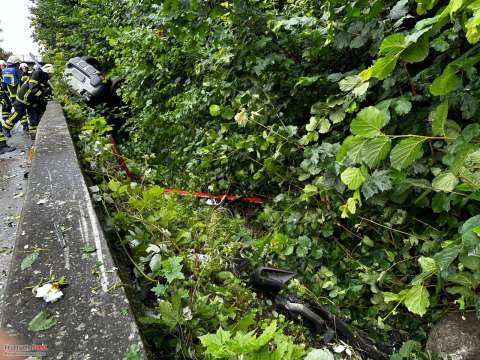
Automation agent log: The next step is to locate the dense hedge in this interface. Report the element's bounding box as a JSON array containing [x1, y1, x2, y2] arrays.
[[32, 0, 480, 358]]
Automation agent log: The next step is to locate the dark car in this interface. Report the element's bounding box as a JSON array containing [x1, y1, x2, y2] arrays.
[[64, 56, 122, 106]]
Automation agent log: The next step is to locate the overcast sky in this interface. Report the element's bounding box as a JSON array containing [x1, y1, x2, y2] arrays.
[[0, 0, 39, 55]]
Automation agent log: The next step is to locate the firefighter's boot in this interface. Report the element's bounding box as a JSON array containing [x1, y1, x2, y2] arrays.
[[0, 141, 15, 154]]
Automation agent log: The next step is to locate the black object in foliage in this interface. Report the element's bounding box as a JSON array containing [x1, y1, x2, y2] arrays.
[[251, 266, 392, 360]]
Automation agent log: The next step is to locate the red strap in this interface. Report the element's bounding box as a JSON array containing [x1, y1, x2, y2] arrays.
[[109, 136, 266, 205]]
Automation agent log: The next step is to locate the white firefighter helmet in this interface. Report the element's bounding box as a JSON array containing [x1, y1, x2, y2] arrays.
[[0, 60, 6, 66], [19, 63, 29, 71], [7, 55, 21, 65], [41, 64, 54, 74]]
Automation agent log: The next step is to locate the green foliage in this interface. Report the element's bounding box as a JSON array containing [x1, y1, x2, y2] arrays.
[[34, 0, 480, 357], [199, 320, 305, 359]]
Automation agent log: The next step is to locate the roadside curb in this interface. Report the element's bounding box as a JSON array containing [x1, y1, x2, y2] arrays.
[[0, 102, 146, 359]]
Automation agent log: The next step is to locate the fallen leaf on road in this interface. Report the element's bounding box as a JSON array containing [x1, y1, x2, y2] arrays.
[[21, 252, 39, 270], [28, 311, 56, 332]]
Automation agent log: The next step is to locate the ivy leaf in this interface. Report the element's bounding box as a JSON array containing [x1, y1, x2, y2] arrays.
[[430, 99, 448, 136], [28, 311, 56, 332], [361, 170, 392, 199], [404, 284, 430, 316], [371, 55, 399, 80], [21, 252, 39, 271], [432, 172, 459, 192], [341, 167, 367, 190], [390, 137, 426, 170], [362, 136, 392, 168], [350, 106, 385, 138], [429, 65, 461, 96]]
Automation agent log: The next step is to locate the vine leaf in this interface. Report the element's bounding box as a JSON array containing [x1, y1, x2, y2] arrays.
[[350, 106, 385, 138], [340, 167, 367, 190], [390, 137, 426, 170], [430, 99, 448, 136], [432, 172, 459, 192]]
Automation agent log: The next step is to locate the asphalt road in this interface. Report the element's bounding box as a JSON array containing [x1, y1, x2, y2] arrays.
[[0, 124, 31, 305]]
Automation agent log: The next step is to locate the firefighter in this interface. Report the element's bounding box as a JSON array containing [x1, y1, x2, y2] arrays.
[[3, 65, 53, 140], [1, 56, 22, 122], [18, 63, 31, 130], [0, 60, 6, 71], [19, 63, 30, 83]]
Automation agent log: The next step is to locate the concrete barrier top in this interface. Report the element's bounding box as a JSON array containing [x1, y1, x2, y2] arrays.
[[1, 102, 146, 359]]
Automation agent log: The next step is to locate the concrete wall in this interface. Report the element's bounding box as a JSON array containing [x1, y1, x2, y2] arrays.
[[0, 102, 146, 359]]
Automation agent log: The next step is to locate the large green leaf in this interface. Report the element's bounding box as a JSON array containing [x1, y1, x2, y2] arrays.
[[347, 136, 369, 163], [401, 36, 430, 63], [341, 167, 367, 190], [371, 55, 399, 80], [403, 285, 430, 317], [430, 99, 448, 136], [362, 136, 392, 168], [432, 172, 459, 192], [379, 34, 406, 55], [390, 137, 426, 170], [350, 106, 385, 138]]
